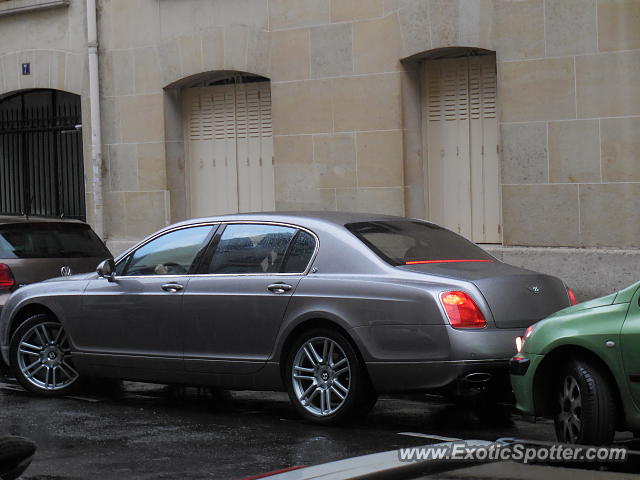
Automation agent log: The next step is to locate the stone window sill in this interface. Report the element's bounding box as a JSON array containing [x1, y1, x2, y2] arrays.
[[0, 0, 69, 17]]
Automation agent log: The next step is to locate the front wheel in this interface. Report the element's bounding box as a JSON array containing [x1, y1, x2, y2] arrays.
[[9, 314, 80, 396], [553, 359, 616, 445], [286, 329, 376, 424]]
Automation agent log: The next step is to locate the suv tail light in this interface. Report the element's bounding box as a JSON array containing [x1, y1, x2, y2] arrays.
[[0, 263, 15, 291], [439, 291, 487, 329], [566, 287, 577, 306]]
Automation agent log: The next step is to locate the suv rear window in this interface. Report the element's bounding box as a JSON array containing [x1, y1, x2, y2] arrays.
[[0, 222, 111, 259], [345, 220, 494, 266]]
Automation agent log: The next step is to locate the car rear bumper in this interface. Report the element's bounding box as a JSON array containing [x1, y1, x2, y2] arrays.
[[366, 358, 510, 393]]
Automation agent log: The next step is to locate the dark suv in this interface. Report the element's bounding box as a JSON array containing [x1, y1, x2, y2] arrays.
[[0, 216, 112, 319]]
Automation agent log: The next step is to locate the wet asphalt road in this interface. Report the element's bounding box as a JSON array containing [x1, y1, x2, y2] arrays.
[[0, 375, 633, 479]]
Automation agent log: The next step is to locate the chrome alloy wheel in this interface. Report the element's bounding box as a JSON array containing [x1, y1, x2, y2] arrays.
[[291, 337, 351, 417], [557, 375, 582, 443], [16, 322, 78, 391]]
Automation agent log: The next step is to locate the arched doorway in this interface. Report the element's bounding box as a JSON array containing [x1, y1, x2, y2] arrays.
[[0, 89, 85, 220], [181, 73, 274, 218]]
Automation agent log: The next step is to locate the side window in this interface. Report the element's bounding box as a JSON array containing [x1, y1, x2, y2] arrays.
[[208, 224, 296, 274], [122, 226, 213, 276], [282, 231, 316, 273], [114, 255, 129, 276]]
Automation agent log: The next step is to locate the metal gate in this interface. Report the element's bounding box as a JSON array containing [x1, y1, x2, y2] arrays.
[[0, 89, 86, 221]]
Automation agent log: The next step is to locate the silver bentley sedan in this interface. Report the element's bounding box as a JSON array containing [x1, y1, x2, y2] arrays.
[[0, 212, 572, 424]]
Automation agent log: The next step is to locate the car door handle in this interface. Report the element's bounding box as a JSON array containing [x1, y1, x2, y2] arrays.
[[161, 283, 184, 292], [267, 283, 292, 294]]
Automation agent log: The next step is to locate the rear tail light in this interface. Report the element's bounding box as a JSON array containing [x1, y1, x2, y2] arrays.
[[439, 291, 487, 329], [0, 263, 15, 291], [566, 287, 577, 306]]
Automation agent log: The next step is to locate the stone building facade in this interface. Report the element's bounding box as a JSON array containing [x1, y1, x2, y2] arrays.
[[0, 0, 639, 298]]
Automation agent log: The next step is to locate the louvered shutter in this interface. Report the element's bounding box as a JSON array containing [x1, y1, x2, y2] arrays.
[[422, 56, 501, 243], [184, 82, 274, 218], [235, 82, 275, 213], [424, 57, 472, 238], [469, 56, 500, 243]]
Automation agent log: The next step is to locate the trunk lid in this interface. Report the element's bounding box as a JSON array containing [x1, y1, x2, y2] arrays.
[[0, 220, 112, 288], [401, 261, 570, 329], [1, 257, 104, 286]]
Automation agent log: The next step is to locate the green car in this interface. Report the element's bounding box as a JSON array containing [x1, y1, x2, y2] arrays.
[[510, 280, 640, 445]]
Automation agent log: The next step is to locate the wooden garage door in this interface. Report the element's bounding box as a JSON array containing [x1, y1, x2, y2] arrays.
[[422, 55, 501, 243], [184, 81, 275, 217]]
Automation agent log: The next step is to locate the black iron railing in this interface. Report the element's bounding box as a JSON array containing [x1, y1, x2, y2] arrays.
[[0, 89, 86, 221]]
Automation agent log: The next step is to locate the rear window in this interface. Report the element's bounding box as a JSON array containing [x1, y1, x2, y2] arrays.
[[345, 220, 494, 266], [0, 222, 111, 259]]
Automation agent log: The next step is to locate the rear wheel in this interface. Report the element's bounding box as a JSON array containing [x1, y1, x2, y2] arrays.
[[553, 359, 616, 445], [9, 314, 79, 396], [286, 328, 376, 424]]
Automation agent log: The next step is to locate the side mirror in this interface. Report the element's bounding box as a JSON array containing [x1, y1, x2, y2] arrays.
[[96, 258, 116, 282]]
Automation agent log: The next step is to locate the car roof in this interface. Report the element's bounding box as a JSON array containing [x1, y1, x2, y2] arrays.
[[115, 211, 425, 267], [0, 215, 86, 226], [171, 211, 421, 229]]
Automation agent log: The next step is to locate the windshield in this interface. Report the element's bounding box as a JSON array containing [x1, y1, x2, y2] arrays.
[[0, 222, 111, 259], [345, 220, 494, 265]]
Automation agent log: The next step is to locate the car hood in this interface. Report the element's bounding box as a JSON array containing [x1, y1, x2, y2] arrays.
[[5, 273, 94, 302], [613, 279, 640, 304], [41, 272, 97, 283], [548, 292, 618, 317], [548, 279, 640, 318]]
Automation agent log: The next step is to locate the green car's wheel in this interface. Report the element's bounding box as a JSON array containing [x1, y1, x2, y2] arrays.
[[554, 359, 616, 445]]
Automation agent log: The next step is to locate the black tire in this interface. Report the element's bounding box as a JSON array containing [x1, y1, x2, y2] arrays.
[[356, 383, 379, 416], [553, 359, 616, 445], [9, 314, 80, 396], [285, 328, 376, 425]]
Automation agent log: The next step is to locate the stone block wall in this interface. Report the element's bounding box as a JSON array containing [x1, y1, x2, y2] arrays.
[[493, 0, 640, 249], [269, 0, 406, 214]]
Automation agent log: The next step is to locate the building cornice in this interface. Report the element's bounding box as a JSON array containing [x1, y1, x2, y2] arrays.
[[0, 0, 69, 18]]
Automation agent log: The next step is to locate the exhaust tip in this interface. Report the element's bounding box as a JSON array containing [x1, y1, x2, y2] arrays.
[[462, 372, 492, 384]]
